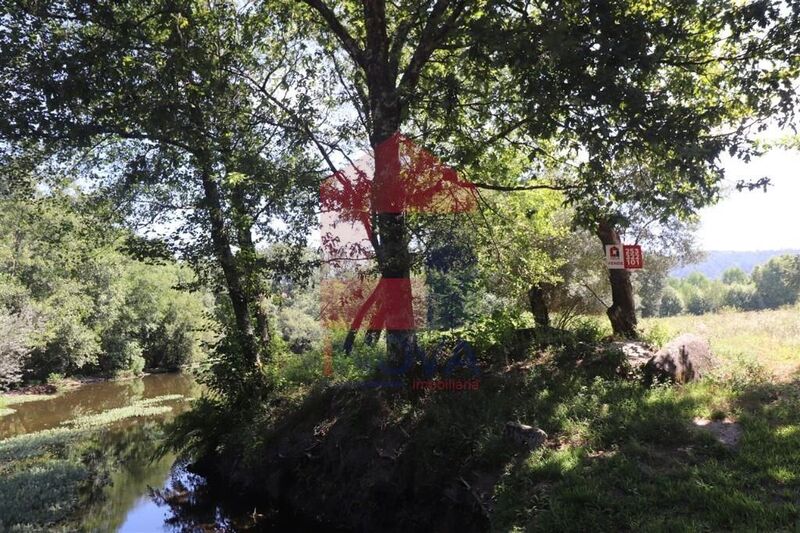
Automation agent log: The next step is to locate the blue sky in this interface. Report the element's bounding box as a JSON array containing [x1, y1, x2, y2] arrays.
[[697, 147, 800, 251]]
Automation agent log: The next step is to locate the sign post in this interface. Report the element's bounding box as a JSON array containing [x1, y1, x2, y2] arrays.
[[605, 244, 644, 270], [605, 244, 624, 269]]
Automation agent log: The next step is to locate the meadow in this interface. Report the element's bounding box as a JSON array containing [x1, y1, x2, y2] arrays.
[[642, 305, 800, 380]]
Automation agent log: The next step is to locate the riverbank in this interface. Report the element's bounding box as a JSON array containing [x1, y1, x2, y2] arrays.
[[181, 331, 800, 532]]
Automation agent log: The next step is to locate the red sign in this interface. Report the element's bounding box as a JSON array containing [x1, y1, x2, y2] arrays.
[[623, 245, 644, 269]]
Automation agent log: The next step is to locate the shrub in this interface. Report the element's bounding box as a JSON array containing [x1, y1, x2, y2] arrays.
[[723, 283, 759, 310], [685, 288, 714, 315], [658, 287, 684, 316], [571, 316, 609, 343]]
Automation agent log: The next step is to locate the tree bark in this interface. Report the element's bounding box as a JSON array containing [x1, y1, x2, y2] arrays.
[[363, 3, 416, 366], [230, 184, 271, 349], [596, 220, 638, 338], [200, 168, 262, 367]]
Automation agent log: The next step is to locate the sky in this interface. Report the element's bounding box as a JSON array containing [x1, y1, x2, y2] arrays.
[[697, 147, 800, 252]]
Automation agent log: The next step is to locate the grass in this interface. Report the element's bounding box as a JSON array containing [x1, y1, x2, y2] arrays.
[[188, 307, 800, 531], [641, 305, 800, 379], [0, 393, 56, 405], [0, 394, 184, 531]]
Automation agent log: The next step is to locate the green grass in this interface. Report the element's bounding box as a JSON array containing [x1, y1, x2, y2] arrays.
[[488, 308, 800, 531], [641, 305, 800, 379], [193, 308, 800, 532]]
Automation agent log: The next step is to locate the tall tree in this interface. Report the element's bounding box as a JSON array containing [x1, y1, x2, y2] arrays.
[[0, 1, 319, 385], [419, 0, 800, 336]]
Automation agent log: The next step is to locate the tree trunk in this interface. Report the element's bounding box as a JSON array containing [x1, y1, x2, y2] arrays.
[[596, 220, 638, 339], [200, 169, 262, 367], [363, 25, 416, 366], [527, 284, 550, 328], [230, 184, 271, 350]]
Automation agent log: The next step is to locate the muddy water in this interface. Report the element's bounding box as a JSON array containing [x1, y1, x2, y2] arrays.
[[0, 373, 198, 439], [1, 374, 202, 531]]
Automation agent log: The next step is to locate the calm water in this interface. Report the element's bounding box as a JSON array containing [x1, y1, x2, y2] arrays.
[[1, 374, 206, 531], [1, 374, 336, 532], [0, 373, 198, 439]]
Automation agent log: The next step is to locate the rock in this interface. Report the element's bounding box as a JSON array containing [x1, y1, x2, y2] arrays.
[[504, 422, 547, 450], [645, 334, 716, 384], [607, 340, 655, 367]]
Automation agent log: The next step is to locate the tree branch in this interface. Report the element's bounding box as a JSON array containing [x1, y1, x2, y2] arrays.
[[397, 0, 467, 103], [301, 0, 366, 69], [470, 181, 577, 192]]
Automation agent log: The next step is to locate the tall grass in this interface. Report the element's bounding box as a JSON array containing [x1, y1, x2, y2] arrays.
[[641, 305, 800, 379]]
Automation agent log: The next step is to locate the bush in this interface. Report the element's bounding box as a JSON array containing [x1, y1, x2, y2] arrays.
[[685, 288, 714, 315], [658, 287, 684, 316], [571, 316, 609, 343], [723, 283, 759, 310]]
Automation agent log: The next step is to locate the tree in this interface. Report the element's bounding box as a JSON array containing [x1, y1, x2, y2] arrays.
[[722, 267, 750, 285], [0, 158, 212, 381], [0, 1, 319, 390], [0, 307, 36, 390], [659, 287, 684, 317], [438, 0, 800, 337], [752, 254, 800, 309], [723, 283, 759, 310], [470, 189, 570, 322]]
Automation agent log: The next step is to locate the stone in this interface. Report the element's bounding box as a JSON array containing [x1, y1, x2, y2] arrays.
[[645, 333, 716, 384], [504, 422, 547, 450], [607, 340, 655, 367]]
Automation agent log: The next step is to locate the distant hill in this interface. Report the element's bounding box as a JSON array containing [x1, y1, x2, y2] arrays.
[[672, 249, 800, 279]]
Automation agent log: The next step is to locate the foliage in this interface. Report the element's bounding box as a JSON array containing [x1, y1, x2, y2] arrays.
[[0, 306, 36, 390], [658, 286, 685, 317], [660, 254, 800, 317], [722, 267, 750, 285], [0, 184, 213, 384], [751, 254, 800, 309]]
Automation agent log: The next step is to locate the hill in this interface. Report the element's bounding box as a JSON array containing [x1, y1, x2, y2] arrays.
[[672, 249, 800, 279]]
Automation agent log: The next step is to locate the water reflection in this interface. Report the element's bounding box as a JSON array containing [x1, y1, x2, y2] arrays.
[[0, 373, 199, 439], [2, 374, 340, 531]]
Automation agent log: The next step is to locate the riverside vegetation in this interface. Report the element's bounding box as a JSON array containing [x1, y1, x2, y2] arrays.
[[161, 308, 800, 531], [2, 1, 800, 531]]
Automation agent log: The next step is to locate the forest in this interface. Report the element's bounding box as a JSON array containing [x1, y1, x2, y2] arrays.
[[1, 0, 800, 531]]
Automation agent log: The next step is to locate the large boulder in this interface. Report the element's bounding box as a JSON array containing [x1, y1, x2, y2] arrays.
[[645, 334, 716, 384]]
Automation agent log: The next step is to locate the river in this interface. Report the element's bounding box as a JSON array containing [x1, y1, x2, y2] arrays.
[[0, 374, 215, 531], [0, 373, 337, 531]]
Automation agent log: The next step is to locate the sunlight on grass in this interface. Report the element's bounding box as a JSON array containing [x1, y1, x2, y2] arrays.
[[641, 306, 800, 379]]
